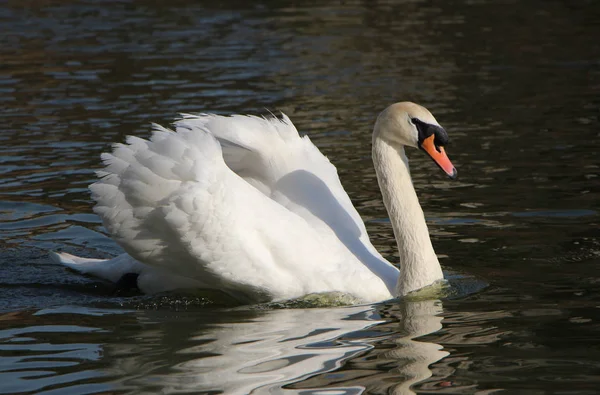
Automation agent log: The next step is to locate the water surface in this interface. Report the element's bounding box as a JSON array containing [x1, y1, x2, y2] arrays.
[[2, 0, 600, 393]]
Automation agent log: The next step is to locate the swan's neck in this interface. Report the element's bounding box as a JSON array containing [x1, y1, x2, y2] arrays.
[[372, 138, 443, 296]]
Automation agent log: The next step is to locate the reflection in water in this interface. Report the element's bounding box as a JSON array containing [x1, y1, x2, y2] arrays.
[[105, 301, 447, 394], [387, 301, 449, 395], [0, 301, 448, 394], [290, 300, 448, 395]]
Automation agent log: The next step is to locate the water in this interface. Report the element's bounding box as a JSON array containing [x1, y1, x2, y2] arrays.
[[2, 0, 600, 393]]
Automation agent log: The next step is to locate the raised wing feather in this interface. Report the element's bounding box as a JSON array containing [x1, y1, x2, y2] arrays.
[[175, 114, 375, 253], [91, 115, 392, 302]]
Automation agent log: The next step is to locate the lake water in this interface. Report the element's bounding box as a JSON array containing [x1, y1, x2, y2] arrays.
[[2, 0, 600, 393]]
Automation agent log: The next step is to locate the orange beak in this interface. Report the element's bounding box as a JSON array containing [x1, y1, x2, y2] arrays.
[[420, 134, 457, 179]]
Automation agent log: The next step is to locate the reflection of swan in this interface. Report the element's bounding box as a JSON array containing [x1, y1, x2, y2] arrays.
[[104, 300, 447, 394], [388, 301, 449, 395], [51, 102, 456, 303], [163, 306, 384, 394], [289, 300, 448, 395]]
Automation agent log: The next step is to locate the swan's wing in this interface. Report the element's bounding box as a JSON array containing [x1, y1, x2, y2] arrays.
[[174, 114, 374, 250], [90, 123, 388, 302]]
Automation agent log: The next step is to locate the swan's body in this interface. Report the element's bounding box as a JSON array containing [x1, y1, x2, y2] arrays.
[[52, 102, 456, 303]]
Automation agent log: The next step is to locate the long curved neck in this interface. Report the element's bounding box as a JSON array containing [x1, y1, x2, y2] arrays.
[[372, 137, 443, 296]]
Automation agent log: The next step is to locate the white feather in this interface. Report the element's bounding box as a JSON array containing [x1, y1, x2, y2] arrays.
[[53, 102, 452, 303]]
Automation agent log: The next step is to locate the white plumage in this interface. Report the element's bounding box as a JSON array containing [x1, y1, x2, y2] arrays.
[[51, 102, 457, 303]]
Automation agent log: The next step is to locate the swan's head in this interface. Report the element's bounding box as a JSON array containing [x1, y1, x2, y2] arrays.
[[374, 102, 457, 178]]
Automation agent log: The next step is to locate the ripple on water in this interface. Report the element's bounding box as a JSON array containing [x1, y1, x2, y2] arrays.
[[0, 320, 108, 394]]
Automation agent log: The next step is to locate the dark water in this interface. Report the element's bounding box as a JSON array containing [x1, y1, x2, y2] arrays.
[[2, 0, 600, 393]]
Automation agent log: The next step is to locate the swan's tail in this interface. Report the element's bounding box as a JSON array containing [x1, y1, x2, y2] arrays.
[[49, 251, 136, 283], [50, 251, 205, 294]]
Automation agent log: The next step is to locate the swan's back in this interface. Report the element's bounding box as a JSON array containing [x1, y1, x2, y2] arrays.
[[91, 113, 396, 302]]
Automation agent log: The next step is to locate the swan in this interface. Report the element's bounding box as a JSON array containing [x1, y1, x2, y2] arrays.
[[50, 102, 456, 303]]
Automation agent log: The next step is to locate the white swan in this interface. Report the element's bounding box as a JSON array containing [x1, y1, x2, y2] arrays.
[[51, 102, 456, 303]]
